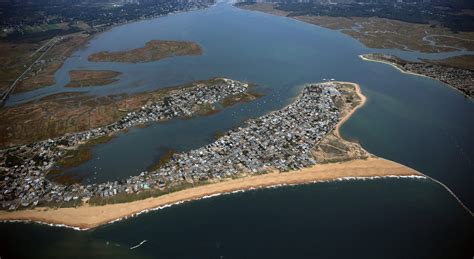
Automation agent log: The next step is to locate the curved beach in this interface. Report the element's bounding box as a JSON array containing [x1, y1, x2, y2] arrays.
[[0, 83, 424, 229], [359, 54, 473, 99], [333, 82, 367, 138], [359, 55, 432, 78], [0, 158, 422, 230]]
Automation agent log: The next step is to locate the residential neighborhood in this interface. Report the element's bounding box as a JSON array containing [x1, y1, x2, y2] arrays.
[[0, 81, 344, 210], [0, 78, 253, 210], [362, 53, 474, 98]]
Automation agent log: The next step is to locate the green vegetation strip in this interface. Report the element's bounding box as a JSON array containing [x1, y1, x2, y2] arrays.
[[88, 181, 211, 206]]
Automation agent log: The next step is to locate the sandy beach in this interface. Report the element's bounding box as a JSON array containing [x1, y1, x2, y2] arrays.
[[360, 55, 472, 99], [359, 55, 432, 79], [0, 157, 422, 230], [334, 82, 367, 138], [0, 82, 425, 229]]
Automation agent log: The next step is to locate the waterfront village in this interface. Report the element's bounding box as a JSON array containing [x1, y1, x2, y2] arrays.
[[0, 80, 344, 210], [362, 53, 474, 98]]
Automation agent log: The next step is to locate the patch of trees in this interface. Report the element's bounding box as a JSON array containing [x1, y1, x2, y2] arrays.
[[274, 2, 474, 31], [236, 1, 473, 32], [0, 0, 215, 42]]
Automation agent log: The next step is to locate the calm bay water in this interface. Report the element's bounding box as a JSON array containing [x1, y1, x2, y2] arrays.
[[1, 2, 473, 258]]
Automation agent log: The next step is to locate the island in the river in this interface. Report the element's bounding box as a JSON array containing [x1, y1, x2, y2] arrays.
[[65, 70, 122, 88], [360, 53, 474, 98], [88, 40, 203, 63], [0, 81, 423, 229]]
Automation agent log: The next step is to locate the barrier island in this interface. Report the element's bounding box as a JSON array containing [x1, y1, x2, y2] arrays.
[[0, 81, 423, 229]]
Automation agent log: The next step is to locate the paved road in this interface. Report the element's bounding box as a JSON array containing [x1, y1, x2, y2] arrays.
[[0, 37, 58, 107]]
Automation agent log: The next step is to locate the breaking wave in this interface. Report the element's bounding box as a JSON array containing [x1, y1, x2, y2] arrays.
[[1, 174, 428, 231]]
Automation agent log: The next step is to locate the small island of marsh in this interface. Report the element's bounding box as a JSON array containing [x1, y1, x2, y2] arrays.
[[88, 40, 203, 63], [65, 70, 122, 88]]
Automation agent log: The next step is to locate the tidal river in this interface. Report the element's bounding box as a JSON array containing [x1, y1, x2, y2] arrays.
[[1, 2, 472, 258]]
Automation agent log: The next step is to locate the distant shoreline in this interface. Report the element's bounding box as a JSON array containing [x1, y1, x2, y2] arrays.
[[359, 54, 473, 99], [0, 82, 424, 230], [359, 55, 431, 79]]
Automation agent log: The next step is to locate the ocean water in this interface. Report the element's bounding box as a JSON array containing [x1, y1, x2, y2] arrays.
[[1, 179, 472, 258], [1, 2, 473, 258]]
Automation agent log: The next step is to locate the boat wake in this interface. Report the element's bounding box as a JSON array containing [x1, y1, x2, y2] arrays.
[[130, 240, 147, 250]]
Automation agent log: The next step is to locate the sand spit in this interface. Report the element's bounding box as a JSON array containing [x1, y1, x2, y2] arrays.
[[333, 81, 366, 138], [359, 55, 432, 78]]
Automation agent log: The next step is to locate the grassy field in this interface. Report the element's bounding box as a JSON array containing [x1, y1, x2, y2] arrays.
[[15, 33, 91, 93], [0, 42, 39, 93], [0, 32, 92, 97], [422, 55, 474, 70]]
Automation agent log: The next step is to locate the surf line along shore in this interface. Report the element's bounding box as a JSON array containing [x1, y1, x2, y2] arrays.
[[359, 54, 433, 79], [0, 82, 425, 230]]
